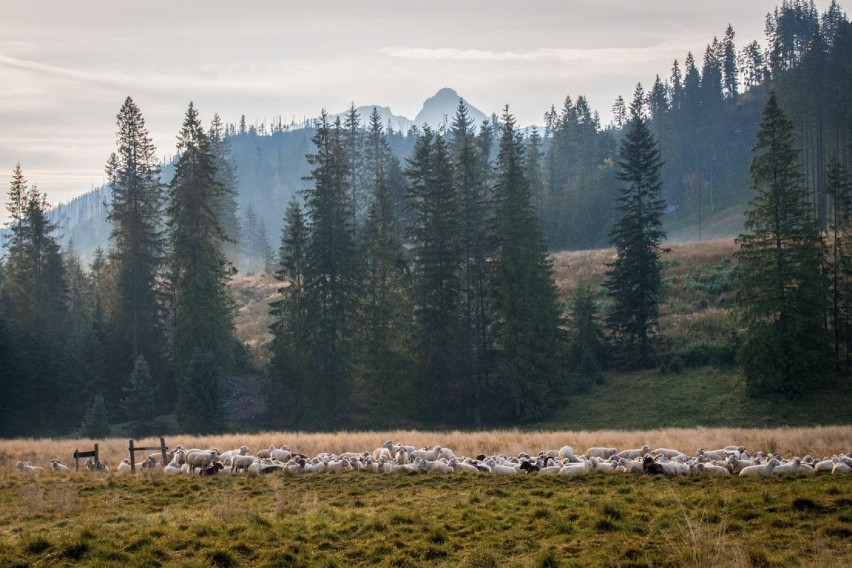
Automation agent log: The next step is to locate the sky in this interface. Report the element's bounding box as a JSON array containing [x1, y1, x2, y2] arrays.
[[0, 0, 837, 215]]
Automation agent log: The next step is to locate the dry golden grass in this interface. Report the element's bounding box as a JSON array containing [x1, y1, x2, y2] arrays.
[[2, 426, 848, 471]]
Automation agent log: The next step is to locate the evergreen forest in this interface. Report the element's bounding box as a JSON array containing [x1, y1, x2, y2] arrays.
[[1, 0, 852, 436]]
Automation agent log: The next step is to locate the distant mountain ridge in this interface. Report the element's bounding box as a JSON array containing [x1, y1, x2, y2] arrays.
[[30, 88, 486, 261], [328, 87, 488, 133]]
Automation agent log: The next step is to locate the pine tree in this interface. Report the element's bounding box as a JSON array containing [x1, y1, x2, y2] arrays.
[[301, 111, 359, 428], [405, 127, 465, 422], [209, 113, 241, 263], [177, 348, 226, 434], [121, 355, 158, 436], [356, 108, 413, 425], [722, 24, 739, 98], [79, 394, 110, 438], [604, 84, 666, 367], [567, 284, 606, 375], [268, 199, 310, 427], [105, 96, 168, 400], [2, 170, 69, 433], [450, 99, 495, 425], [826, 153, 852, 371], [167, 102, 236, 432], [492, 107, 565, 419], [735, 92, 831, 395]]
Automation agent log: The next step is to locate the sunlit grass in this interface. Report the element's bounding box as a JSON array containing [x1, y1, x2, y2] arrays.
[[0, 468, 849, 567]]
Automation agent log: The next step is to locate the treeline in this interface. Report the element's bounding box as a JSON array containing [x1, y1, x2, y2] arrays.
[[267, 104, 565, 430], [2, 0, 851, 437]]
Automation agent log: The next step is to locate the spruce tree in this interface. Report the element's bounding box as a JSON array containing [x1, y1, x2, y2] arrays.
[[268, 198, 310, 427], [492, 107, 565, 419], [604, 84, 666, 367], [79, 394, 110, 438], [450, 99, 495, 425], [105, 96, 168, 399], [356, 108, 413, 425], [735, 92, 831, 395], [121, 355, 158, 436], [209, 114, 242, 264], [176, 348, 226, 434], [405, 128, 465, 423], [167, 102, 236, 431], [826, 154, 852, 371], [2, 170, 69, 434], [301, 111, 359, 428]]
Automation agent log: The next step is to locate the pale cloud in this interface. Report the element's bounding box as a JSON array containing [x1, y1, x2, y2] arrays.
[[379, 45, 693, 65]]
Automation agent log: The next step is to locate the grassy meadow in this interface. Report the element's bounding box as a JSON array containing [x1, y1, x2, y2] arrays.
[[2, 428, 851, 566], [1, 459, 850, 567]]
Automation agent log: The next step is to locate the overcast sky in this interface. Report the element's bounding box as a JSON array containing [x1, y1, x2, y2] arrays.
[[0, 0, 836, 214]]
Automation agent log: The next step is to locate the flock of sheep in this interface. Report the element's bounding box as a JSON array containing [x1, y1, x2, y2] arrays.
[[14, 440, 852, 477]]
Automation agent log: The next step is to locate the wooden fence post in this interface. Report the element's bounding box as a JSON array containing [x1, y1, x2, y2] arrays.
[[129, 439, 136, 472]]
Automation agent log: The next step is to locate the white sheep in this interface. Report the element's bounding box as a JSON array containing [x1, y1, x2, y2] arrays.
[[559, 446, 581, 463], [586, 447, 617, 460], [558, 460, 593, 476], [697, 448, 728, 461], [652, 448, 686, 460], [618, 445, 650, 460], [231, 454, 257, 474], [739, 459, 779, 477], [372, 440, 395, 461], [163, 461, 183, 475], [16, 461, 43, 476], [117, 458, 132, 473], [773, 457, 811, 476], [832, 461, 851, 475], [50, 459, 70, 473], [185, 449, 220, 475], [409, 446, 443, 462], [692, 462, 730, 476]]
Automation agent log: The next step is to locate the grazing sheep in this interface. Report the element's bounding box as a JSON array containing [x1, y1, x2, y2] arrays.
[[618, 445, 650, 460], [739, 459, 779, 477], [163, 461, 182, 476], [652, 448, 686, 460], [773, 457, 810, 476], [50, 459, 70, 473], [832, 461, 851, 475], [16, 461, 43, 476], [372, 441, 395, 461], [117, 458, 132, 473], [271, 446, 292, 462], [83, 458, 109, 472], [692, 462, 730, 476], [616, 458, 644, 474], [231, 454, 257, 474], [559, 460, 593, 476], [185, 449, 220, 475], [559, 446, 581, 463], [586, 447, 617, 460], [697, 448, 728, 462]]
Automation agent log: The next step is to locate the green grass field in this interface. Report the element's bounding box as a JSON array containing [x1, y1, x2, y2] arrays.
[[1, 471, 849, 567], [544, 367, 852, 431]]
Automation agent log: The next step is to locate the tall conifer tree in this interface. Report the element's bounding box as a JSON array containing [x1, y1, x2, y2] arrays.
[[167, 102, 236, 432], [604, 85, 666, 366], [105, 96, 168, 399], [301, 111, 359, 428], [492, 107, 564, 419], [735, 93, 830, 395]]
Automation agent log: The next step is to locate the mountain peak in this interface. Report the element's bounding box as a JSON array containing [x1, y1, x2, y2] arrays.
[[414, 87, 487, 128]]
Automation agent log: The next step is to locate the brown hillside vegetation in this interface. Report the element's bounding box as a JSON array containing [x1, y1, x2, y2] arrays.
[[232, 239, 740, 357]]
